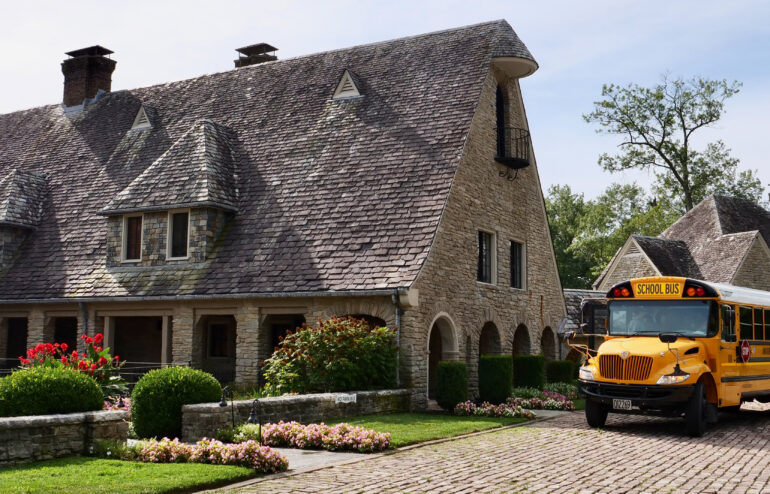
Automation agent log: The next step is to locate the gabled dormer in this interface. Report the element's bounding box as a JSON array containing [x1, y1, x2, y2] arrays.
[[332, 70, 362, 100], [0, 169, 47, 272], [100, 119, 239, 266]]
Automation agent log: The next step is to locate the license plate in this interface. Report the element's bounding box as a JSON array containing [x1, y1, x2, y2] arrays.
[[613, 399, 632, 410]]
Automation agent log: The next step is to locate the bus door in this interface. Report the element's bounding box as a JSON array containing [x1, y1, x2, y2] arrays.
[[718, 304, 740, 406]]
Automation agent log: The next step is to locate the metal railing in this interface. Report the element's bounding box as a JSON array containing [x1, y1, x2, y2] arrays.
[[495, 126, 531, 169]]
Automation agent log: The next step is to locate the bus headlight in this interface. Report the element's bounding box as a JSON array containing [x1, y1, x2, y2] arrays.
[[656, 373, 690, 385], [579, 367, 594, 381]]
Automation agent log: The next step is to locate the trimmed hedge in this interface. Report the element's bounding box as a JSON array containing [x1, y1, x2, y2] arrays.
[[546, 360, 575, 384], [478, 355, 513, 404], [0, 367, 103, 417], [513, 354, 545, 389], [132, 367, 221, 439], [435, 361, 467, 410]]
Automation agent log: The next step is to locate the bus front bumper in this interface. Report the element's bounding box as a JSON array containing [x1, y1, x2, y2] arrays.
[[578, 380, 695, 412]]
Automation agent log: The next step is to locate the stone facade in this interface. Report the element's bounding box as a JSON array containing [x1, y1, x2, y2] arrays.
[[732, 237, 770, 291], [0, 410, 128, 465], [596, 242, 659, 292], [181, 389, 410, 442], [106, 207, 231, 266]]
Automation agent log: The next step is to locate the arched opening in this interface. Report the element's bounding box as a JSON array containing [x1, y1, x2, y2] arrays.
[[512, 324, 530, 356], [541, 327, 557, 360], [479, 322, 501, 357], [427, 315, 457, 400], [344, 314, 387, 330], [565, 348, 583, 365], [496, 85, 508, 157]]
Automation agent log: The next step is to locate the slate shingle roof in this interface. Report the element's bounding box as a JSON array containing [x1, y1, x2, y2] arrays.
[[0, 169, 47, 228], [562, 288, 603, 333], [631, 235, 702, 279], [0, 20, 534, 300], [101, 119, 239, 214]]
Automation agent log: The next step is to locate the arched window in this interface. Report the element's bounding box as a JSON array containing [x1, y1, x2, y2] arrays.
[[496, 85, 507, 158]]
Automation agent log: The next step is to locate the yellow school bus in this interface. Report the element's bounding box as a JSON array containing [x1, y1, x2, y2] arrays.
[[576, 276, 770, 436]]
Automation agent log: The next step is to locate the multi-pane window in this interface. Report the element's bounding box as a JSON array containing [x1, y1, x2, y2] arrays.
[[739, 306, 754, 340], [721, 304, 735, 342], [755, 308, 764, 340], [510, 241, 524, 289], [477, 231, 494, 284], [168, 211, 189, 258], [124, 215, 142, 261]]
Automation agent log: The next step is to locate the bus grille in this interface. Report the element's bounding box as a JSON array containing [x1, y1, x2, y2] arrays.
[[599, 355, 653, 381]]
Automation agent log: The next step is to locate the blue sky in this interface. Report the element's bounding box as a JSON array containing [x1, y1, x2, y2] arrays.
[[1, 0, 768, 200]]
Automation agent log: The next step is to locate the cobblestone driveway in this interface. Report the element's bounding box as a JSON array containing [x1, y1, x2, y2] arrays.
[[235, 411, 770, 493]]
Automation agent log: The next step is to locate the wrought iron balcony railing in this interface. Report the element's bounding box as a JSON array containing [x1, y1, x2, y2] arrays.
[[495, 126, 531, 169]]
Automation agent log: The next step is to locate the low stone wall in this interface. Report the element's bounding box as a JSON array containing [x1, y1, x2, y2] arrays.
[[0, 410, 129, 465], [182, 389, 411, 442]]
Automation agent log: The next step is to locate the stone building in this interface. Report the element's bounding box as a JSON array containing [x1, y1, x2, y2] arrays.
[[594, 195, 770, 292], [0, 21, 565, 407]]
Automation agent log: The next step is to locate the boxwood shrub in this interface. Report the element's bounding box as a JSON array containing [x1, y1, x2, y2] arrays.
[[546, 360, 575, 384], [132, 367, 221, 439], [478, 355, 513, 404], [0, 367, 102, 417], [513, 354, 545, 389], [435, 361, 467, 410]]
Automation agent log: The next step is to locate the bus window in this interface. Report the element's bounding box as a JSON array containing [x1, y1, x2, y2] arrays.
[[766, 309, 770, 340], [755, 308, 764, 340], [739, 306, 754, 340], [721, 304, 736, 342]]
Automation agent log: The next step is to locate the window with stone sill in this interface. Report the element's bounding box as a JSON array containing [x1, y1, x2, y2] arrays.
[[167, 210, 190, 259], [122, 214, 142, 261], [511, 240, 525, 289], [477, 231, 496, 284]]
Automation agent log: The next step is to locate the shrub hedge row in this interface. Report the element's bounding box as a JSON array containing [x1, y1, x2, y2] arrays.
[[478, 355, 513, 404], [435, 361, 467, 410], [0, 367, 103, 417]]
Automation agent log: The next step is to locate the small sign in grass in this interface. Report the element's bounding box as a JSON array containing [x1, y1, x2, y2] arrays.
[[0, 457, 255, 494], [330, 413, 527, 448]]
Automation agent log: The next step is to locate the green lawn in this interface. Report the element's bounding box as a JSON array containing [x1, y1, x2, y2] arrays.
[[331, 413, 527, 448], [0, 457, 255, 494]]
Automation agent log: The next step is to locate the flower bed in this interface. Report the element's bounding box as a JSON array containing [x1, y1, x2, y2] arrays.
[[138, 437, 288, 474], [508, 386, 577, 411], [231, 421, 391, 453], [454, 401, 537, 419]]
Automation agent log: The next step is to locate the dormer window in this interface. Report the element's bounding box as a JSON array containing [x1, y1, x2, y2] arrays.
[[123, 215, 142, 261], [333, 70, 361, 99], [131, 106, 151, 131], [168, 210, 190, 259], [494, 85, 530, 170]]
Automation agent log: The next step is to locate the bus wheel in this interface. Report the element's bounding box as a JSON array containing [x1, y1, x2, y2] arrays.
[[686, 381, 706, 437], [585, 398, 608, 428]]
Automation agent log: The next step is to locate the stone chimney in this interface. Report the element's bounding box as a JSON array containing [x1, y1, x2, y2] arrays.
[[234, 43, 278, 68], [61, 45, 116, 107]]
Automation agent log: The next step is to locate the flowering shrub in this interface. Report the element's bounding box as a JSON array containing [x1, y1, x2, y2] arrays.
[[453, 401, 536, 419], [138, 437, 288, 473], [507, 396, 575, 411], [19, 333, 126, 398], [542, 382, 579, 400], [233, 421, 391, 453], [509, 384, 579, 408], [262, 316, 397, 394]]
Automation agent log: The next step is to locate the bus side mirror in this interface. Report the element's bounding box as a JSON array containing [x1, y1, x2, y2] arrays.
[[659, 333, 678, 344]]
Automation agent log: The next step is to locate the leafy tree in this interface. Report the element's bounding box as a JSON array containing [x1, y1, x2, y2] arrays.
[[545, 185, 594, 288], [584, 76, 764, 212]]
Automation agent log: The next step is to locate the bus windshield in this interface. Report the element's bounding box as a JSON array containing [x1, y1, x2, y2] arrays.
[[608, 300, 717, 337]]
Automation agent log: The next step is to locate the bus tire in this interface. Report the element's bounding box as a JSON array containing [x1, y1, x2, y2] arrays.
[[585, 398, 608, 428], [686, 381, 706, 437]]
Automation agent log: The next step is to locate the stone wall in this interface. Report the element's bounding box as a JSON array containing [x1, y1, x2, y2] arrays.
[[0, 410, 128, 465], [181, 389, 410, 442], [403, 65, 567, 407], [732, 237, 770, 291]]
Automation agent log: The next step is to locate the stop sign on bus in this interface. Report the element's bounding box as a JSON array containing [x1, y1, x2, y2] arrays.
[[741, 340, 751, 363]]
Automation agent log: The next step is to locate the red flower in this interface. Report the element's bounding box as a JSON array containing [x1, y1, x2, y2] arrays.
[[61, 357, 67, 364], [114, 355, 119, 360], [94, 333, 104, 344], [71, 350, 78, 358], [85, 337, 93, 344], [98, 356, 108, 366], [80, 334, 87, 340], [90, 363, 97, 371], [61, 343, 68, 352]]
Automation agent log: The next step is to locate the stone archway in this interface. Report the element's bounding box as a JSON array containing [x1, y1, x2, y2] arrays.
[[541, 327, 557, 360], [479, 322, 501, 357], [427, 314, 458, 400], [512, 324, 530, 356]]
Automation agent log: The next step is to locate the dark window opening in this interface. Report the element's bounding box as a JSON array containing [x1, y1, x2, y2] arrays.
[[346, 314, 387, 329], [54, 317, 78, 351], [170, 211, 189, 258], [739, 306, 754, 340], [477, 231, 493, 283], [496, 85, 507, 157], [265, 314, 307, 352], [721, 304, 736, 342], [511, 241, 523, 289], [6, 318, 28, 366], [125, 216, 142, 260], [208, 322, 235, 358]]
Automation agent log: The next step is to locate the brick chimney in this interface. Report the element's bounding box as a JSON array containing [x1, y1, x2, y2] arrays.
[[234, 43, 278, 68], [61, 45, 116, 107]]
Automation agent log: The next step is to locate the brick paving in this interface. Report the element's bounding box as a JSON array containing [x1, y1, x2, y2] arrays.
[[234, 411, 770, 493]]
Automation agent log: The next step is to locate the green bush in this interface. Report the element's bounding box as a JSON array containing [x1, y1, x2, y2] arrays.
[[478, 355, 513, 404], [510, 387, 542, 399], [513, 354, 545, 389], [546, 360, 575, 384], [262, 316, 397, 394], [131, 367, 221, 439], [435, 361, 468, 410], [0, 367, 102, 417]]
